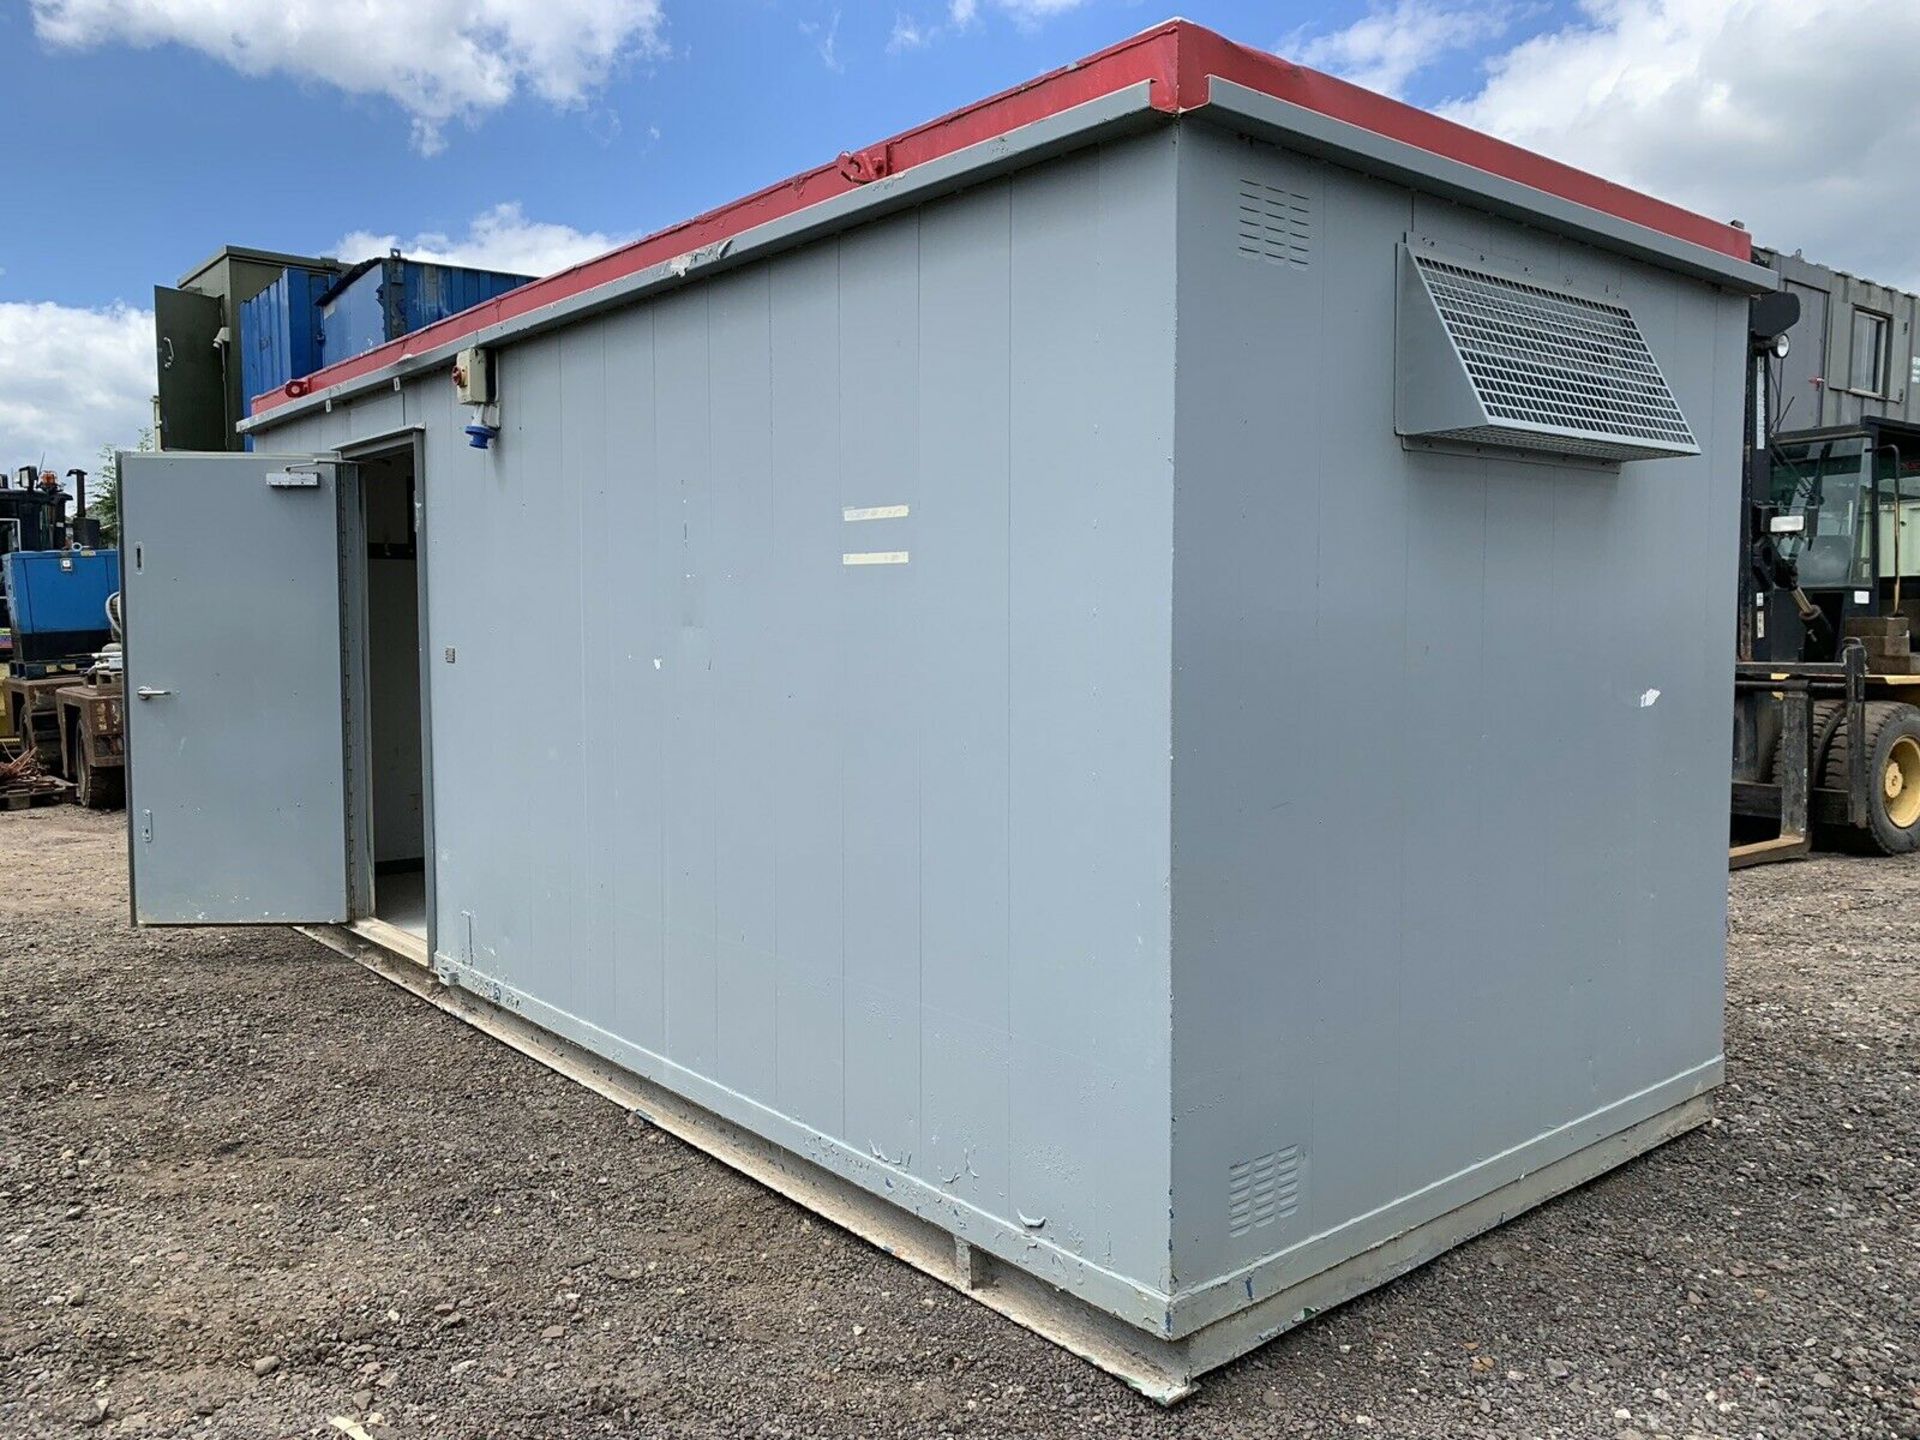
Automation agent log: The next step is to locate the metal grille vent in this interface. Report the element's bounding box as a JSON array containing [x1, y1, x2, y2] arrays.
[[1396, 250, 1698, 464], [1236, 179, 1311, 268], [1228, 1146, 1302, 1237]]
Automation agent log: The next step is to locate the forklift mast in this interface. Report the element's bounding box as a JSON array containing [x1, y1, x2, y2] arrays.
[[1739, 288, 1804, 664]]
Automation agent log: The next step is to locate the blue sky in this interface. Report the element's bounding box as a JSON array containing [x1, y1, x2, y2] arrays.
[[4, 0, 1918, 463], [0, 1, 1560, 310]]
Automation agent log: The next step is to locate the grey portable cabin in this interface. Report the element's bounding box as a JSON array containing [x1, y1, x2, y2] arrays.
[[120, 21, 1773, 1400], [1758, 244, 1920, 431]]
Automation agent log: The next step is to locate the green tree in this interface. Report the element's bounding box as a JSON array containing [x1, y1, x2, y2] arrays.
[[90, 428, 153, 546]]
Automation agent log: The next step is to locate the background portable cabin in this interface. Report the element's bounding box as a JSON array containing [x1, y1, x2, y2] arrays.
[[125, 20, 1772, 1399], [1759, 245, 1919, 429]]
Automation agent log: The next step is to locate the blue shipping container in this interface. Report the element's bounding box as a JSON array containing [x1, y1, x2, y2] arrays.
[[318, 256, 531, 367], [240, 267, 334, 404]]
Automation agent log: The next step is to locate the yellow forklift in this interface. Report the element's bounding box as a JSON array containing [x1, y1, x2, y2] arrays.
[[1733, 377, 1920, 859]]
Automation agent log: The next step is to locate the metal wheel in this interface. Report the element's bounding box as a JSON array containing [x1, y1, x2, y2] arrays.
[[1884, 735, 1920, 829], [1821, 701, 1920, 854]]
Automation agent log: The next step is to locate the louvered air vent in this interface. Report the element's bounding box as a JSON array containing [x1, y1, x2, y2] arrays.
[[1236, 178, 1311, 268], [1228, 1146, 1302, 1238], [1395, 248, 1699, 464]]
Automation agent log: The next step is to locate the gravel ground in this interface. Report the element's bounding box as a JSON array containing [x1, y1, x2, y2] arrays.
[[1, 805, 1915, 1439]]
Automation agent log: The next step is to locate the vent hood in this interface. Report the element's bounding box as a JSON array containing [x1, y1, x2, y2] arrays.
[[1396, 248, 1699, 464]]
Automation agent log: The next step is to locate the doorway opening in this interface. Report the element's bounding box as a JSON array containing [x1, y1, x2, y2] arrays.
[[357, 446, 428, 944]]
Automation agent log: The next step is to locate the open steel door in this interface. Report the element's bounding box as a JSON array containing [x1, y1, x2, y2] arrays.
[[122, 450, 349, 924], [152, 286, 229, 452]]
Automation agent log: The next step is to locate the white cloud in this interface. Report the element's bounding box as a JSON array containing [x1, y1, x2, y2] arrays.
[[0, 207, 623, 470], [888, 13, 930, 53], [952, 0, 1086, 27], [800, 9, 844, 72], [29, 0, 666, 155], [1290, 1, 1513, 98], [1446, 0, 1920, 289], [896, 0, 1081, 49], [0, 302, 153, 471], [1296, 0, 1920, 291], [334, 203, 630, 280]]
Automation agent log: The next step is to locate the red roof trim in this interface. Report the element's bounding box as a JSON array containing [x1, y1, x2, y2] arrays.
[[1171, 27, 1750, 264], [253, 20, 1749, 418]]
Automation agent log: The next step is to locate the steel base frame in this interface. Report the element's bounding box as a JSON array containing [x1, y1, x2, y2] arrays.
[[297, 923, 1711, 1404]]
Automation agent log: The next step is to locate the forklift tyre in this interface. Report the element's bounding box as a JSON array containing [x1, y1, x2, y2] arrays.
[[1767, 699, 1843, 786], [75, 747, 121, 811], [1822, 701, 1920, 855]]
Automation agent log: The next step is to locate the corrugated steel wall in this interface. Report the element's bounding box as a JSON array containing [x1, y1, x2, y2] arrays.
[[396, 261, 530, 335], [319, 260, 531, 365], [239, 267, 332, 405]]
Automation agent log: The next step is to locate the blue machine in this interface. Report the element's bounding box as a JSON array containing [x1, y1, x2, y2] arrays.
[[319, 254, 531, 366], [3, 549, 120, 667]]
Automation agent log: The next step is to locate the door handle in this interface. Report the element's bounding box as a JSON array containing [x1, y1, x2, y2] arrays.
[[135, 687, 173, 700]]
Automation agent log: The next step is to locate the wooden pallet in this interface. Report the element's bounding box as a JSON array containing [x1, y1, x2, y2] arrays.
[[0, 779, 74, 811]]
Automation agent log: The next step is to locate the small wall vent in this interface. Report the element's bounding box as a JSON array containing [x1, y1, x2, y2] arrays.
[[1395, 248, 1698, 464], [1228, 1145, 1302, 1238], [1236, 179, 1311, 269]]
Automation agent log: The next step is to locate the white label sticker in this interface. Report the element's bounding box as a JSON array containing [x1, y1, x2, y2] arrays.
[[1856, 590, 1873, 604], [843, 551, 910, 566], [1639, 689, 1661, 708], [843, 504, 909, 522], [1911, 353, 1920, 385]]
